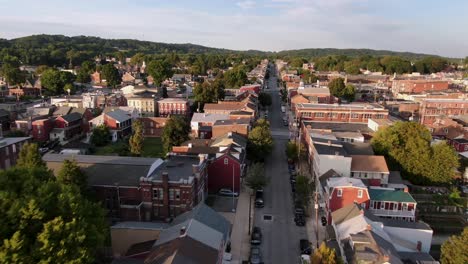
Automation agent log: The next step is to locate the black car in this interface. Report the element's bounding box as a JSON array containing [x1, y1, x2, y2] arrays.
[[250, 246, 262, 264], [321, 216, 327, 226], [295, 205, 305, 216], [290, 177, 296, 184], [300, 239, 312, 255], [291, 185, 296, 193], [251, 227, 262, 245], [295, 215, 305, 226], [255, 189, 264, 208]]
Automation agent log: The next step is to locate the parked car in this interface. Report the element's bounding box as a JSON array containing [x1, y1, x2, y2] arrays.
[[218, 188, 239, 197], [295, 215, 305, 226], [250, 246, 262, 264], [300, 239, 312, 255], [283, 119, 289, 126], [251, 227, 262, 245], [255, 189, 264, 208], [290, 177, 296, 184], [321, 216, 327, 226], [291, 184, 296, 193]]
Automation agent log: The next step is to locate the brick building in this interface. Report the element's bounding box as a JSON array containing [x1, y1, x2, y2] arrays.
[[32, 118, 54, 142], [391, 79, 449, 95], [43, 154, 208, 221], [0, 136, 31, 170], [89, 109, 133, 141], [212, 119, 250, 138], [296, 103, 388, 124], [139, 117, 168, 137], [157, 98, 190, 117], [419, 98, 468, 125]]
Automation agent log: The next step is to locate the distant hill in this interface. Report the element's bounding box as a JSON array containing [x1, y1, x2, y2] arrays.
[[0, 34, 444, 67]]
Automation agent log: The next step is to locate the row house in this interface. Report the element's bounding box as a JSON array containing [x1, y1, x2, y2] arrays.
[[212, 119, 250, 138], [350, 155, 390, 186], [295, 103, 388, 124], [239, 84, 261, 94], [391, 79, 449, 95], [89, 109, 132, 142], [157, 98, 190, 117], [0, 135, 31, 170], [44, 154, 208, 221], [419, 98, 468, 125], [425, 117, 468, 152], [203, 101, 256, 117], [8, 86, 40, 97], [190, 113, 230, 139], [50, 112, 83, 144], [368, 187, 416, 222], [139, 117, 168, 137]]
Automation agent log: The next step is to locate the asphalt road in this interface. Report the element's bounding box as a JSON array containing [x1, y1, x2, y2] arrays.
[[253, 66, 309, 264]]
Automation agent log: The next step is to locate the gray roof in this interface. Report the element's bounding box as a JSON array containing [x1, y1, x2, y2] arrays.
[[312, 138, 348, 156], [213, 119, 250, 126], [342, 142, 374, 155], [149, 156, 201, 183], [111, 221, 168, 230], [191, 113, 229, 123], [0, 137, 31, 149], [53, 106, 72, 116], [303, 121, 372, 133], [106, 109, 131, 122], [211, 132, 247, 148], [331, 203, 363, 225], [43, 153, 160, 186], [60, 112, 82, 123], [171, 203, 231, 241], [398, 252, 438, 264]]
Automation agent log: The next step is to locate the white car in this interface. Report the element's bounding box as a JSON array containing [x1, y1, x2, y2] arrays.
[[218, 189, 239, 197]]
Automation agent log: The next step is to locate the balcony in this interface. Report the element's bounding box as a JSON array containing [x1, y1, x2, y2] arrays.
[[369, 208, 415, 218]]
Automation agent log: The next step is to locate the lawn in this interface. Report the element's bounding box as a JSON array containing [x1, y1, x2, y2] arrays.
[[141, 137, 166, 158], [93, 137, 166, 158]]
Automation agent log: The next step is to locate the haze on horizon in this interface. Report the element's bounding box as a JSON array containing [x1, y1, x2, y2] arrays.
[[0, 0, 467, 58]]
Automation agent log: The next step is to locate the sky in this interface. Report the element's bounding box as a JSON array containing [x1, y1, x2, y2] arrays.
[[0, 0, 467, 58]]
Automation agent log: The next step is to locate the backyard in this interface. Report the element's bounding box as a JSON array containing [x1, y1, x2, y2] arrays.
[[93, 137, 166, 158]]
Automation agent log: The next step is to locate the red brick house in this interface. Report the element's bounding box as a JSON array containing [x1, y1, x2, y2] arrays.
[[50, 112, 83, 144], [419, 98, 468, 125], [44, 154, 209, 221], [391, 79, 449, 95], [239, 84, 261, 94], [89, 109, 133, 142], [207, 145, 246, 193], [449, 138, 468, 152], [157, 98, 190, 117], [212, 119, 250, 139], [139, 117, 168, 137], [295, 103, 388, 124], [32, 118, 54, 142], [319, 171, 370, 223]]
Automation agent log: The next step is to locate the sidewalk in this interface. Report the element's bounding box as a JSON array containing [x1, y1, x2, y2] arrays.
[[229, 184, 253, 264]]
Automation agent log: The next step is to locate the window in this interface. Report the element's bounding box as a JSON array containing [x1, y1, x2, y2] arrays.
[[315, 112, 324, 118], [159, 188, 164, 200], [169, 189, 174, 200], [12, 144, 16, 153], [351, 113, 359, 119], [337, 189, 343, 197], [402, 203, 408, 211], [224, 158, 229, 165], [175, 189, 180, 200], [153, 189, 158, 199], [357, 190, 363, 198], [361, 203, 366, 209], [380, 202, 385, 209]]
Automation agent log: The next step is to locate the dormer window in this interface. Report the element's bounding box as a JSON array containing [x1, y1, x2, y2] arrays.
[[224, 158, 228, 165], [337, 189, 343, 197]]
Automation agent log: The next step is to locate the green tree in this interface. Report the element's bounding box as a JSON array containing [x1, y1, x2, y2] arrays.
[[311, 242, 342, 264], [16, 142, 46, 169], [302, 71, 318, 84], [328, 77, 346, 98], [224, 66, 248, 88], [0, 63, 25, 86], [75, 61, 95, 83], [100, 63, 120, 88], [90, 125, 111, 147], [147, 60, 174, 86], [440, 227, 468, 264], [0, 167, 107, 264], [295, 175, 311, 208], [57, 159, 87, 193], [194, 81, 223, 105], [286, 141, 299, 162], [290, 57, 307, 68], [343, 84, 356, 102], [258, 92, 272, 108], [130, 53, 145, 66], [247, 119, 273, 162], [129, 119, 144, 156], [162, 116, 190, 153], [371, 122, 458, 184], [245, 163, 268, 191], [344, 60, 361, 74], [41, 69, 75, 95], [66, 49, 79, 68]]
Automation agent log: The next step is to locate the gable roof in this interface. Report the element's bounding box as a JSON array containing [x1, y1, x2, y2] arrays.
[[368, 188, 416, 203], [331, 203, 364, 225], [327, 177, 367, 189], [60, 112, 82, 123], [351, 155, 389, 173], [106, 109, 131, 122], [211, 132, 247, 148], [53, 106, 72, 116]]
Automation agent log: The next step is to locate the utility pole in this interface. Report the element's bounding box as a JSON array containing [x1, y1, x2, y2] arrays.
[[314, 190, 319, 249], [297, 120, 302, 172]]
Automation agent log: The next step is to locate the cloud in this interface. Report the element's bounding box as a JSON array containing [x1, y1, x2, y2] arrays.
[[236, 0, 256, 9]]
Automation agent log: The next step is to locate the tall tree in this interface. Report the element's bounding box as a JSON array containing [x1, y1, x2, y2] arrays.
[[0, 63, 25, 87], [147, 60, 174, 86], [130, 53, 145, 66], [16, 142, 46, 169], [224, 66, 248, 88], [372, 122, 458, 184], [0, 167, 107, 264], [328, 77, 346, 98], [90, 125, 111, 147], [193, 79, 225, 106], [258, 92, 272, 108], [296, 175, 312, 208], [245, 163, 268, 191], [343, 84, 356, 102], [129, 119, 144, 156], [100, 63, 120, 88], [41, 69, 75, 95], [247, 119, 274, 162], [440, 227, 468, 264], [57, 159, 87, 193], [162, 116, 190, 153]]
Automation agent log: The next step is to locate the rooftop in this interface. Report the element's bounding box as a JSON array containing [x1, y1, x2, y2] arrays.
[[0, 137, 31, 148], [213, 119, 250, 126], [368, 188, 416, 203], [303, 121, 372, 133], [351, 155, 389, 173], [297, 102, 385, 110], [327, 177, 367, 189], [149, 156, 202, 183], [43, 153, 160, 186], [331, 203, 364, 225], [191, 113, 229, 123], [106, 109, 131, 122]]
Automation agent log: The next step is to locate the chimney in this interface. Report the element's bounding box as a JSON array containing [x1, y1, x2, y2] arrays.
[[188, 143, 193, 148], [228, 132, 232, 137], [162, 172, 169, 184], [180, 226, 186, 236]]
